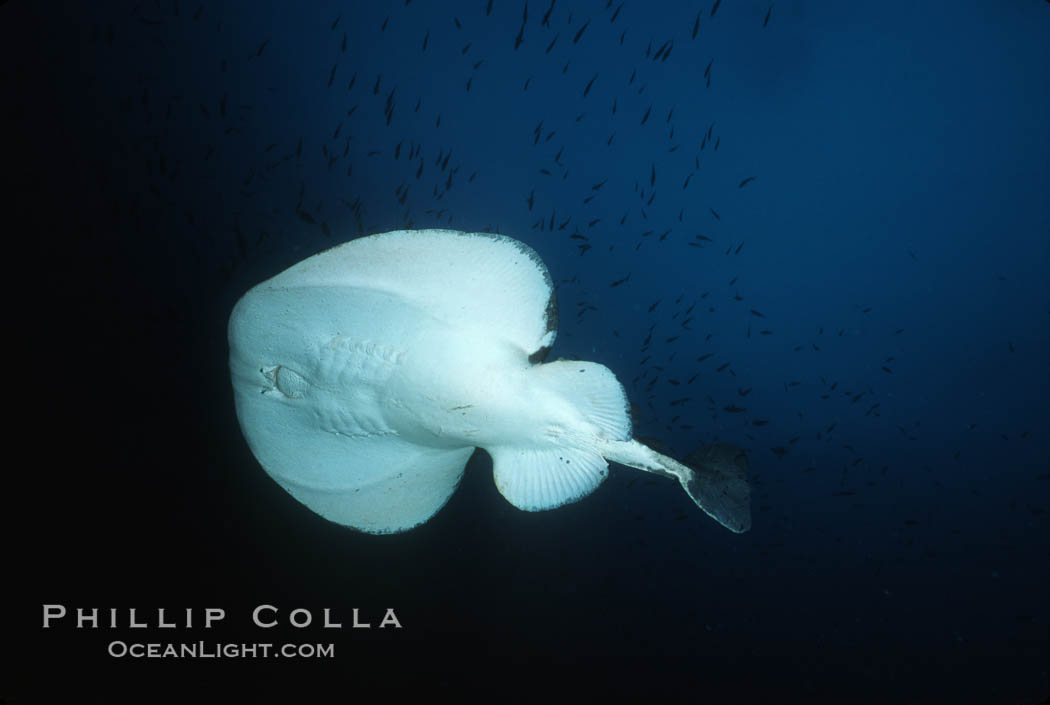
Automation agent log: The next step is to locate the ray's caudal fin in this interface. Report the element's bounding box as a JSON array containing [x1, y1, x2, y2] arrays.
[[601, 440, 751, 533]]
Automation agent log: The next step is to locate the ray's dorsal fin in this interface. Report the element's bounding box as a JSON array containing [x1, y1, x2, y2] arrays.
[[489, 360, 632, 511]]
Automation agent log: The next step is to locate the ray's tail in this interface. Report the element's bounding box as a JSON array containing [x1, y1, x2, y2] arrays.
[[601, 439, 751, 533]]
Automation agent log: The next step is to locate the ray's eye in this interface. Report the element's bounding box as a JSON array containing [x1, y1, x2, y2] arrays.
[[264, 365, 308, 399], [275, 366, 308, 398]]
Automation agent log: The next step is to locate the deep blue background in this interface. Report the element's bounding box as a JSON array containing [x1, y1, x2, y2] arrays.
[[3, 1, 1048, 702]]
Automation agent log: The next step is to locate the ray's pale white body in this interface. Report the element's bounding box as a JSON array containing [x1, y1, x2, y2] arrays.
[[229, 229, 750, 534]]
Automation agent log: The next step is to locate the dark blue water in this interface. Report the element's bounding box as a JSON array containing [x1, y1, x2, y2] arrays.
[[4, 1, 1048, 702]]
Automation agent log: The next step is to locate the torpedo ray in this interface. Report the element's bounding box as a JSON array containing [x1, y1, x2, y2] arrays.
[[229, 229, 750, 534]]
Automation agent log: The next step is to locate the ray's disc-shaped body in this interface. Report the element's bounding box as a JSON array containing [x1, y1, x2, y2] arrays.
[[229, 229, 750, 534]]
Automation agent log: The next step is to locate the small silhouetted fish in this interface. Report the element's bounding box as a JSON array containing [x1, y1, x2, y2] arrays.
[[573, 20, 589, 43], [711, 0, 721, 16], [641, 105, 651, 125], [770, 447, 788, 458], [738, 176, 755, 188], [716, 362, 729, 372], [692, 12, 700, 38], [610, 274, 631, 287], [541, 0, 555, 26], [750, 309, 765, 318], [653, 39, 671, 61], [764, 5, 772, 27], [583, 73, 598, 96], [710, 208, 720, 220], [697, 353, 712, 362], [724, 404, 746, 413]]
